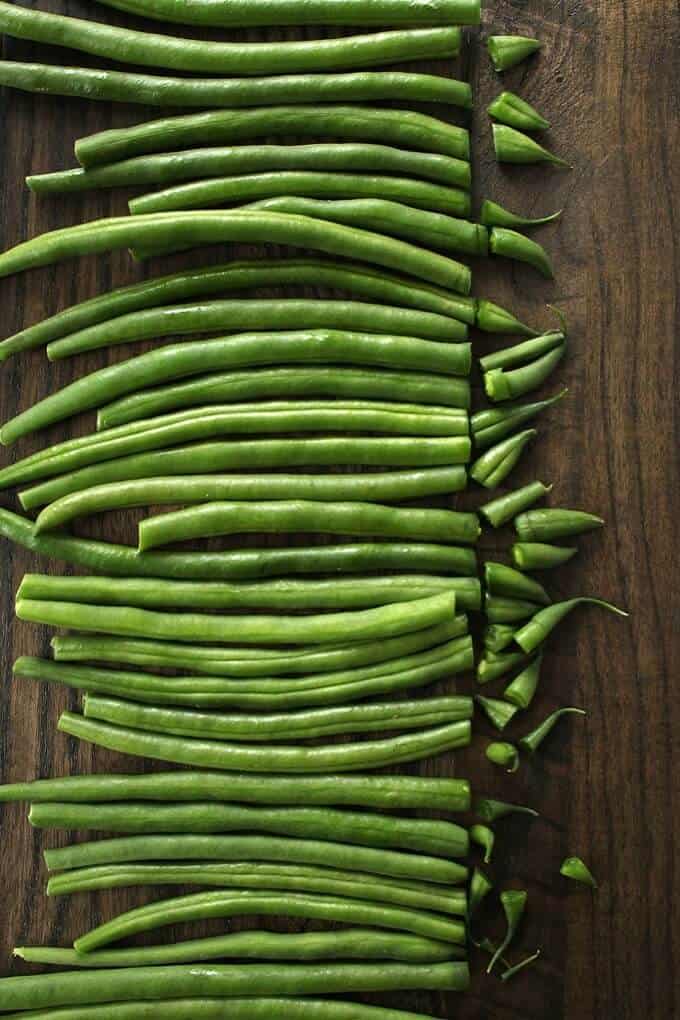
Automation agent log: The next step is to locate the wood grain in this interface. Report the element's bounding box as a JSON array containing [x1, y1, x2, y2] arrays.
[[0, 1, 678, 1017]]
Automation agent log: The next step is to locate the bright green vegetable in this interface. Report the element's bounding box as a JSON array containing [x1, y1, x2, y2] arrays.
[[480, 482, 552, 529], [501, 949, 542, 981], [470, 429, 536, 489], [487, 891, 528, 973], [485, 595, 538, 624], [488, 92, 549, 131], [487, 35, 541, 72], [0, 5, 462, 75], [471, 389, 568, 448], [512, 542, 578, 570], [503, 655, 544, 709], [469, 825, 494, 865], [476, 799, 538, 823], [479, 332, 564, 373], [468, 868, 493, 924], [514, 598, 628, 653], [475, 299, 536, 336], [484, 562, 550, 605], [560, 857, 598, 889], [485, 742, 519, 773], [493, 124, 571, 167], [490, 227, 554, 278], [519, 707, 586, 753], [484, 347, 566, 403], [483, 623, 517, 653], [514, 508, 605, 542], [476, 650, 527, 685], [480, 200, 562, 229], [475, 696, 518, 732]]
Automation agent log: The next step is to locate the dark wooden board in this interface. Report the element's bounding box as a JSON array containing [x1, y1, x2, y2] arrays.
[[0, 1, 678, 1016]]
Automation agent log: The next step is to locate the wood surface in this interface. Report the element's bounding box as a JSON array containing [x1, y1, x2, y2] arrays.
[[0, 1, 678, 1017]]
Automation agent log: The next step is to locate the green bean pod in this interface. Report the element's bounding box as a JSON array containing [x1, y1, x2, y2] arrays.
[[468, 867, 493, 920], [32, 800, 469, 859], [514, 509, 605, 542], [514, 598, 628, 653], [490, 227, 554, 278], [45, 833, 468, 885], [0, 6, 462, 75], [16, 929, 459, 968], [519, 707, 586, 753], [485, 742, 519, 773], [484, 347, 566, 403], [475, 696, 518, 732], [493, 124, 571, 168], [476, 650, 527, 686], [0, 962, 471, 1011], [1, 327, 475, 447], [470, 430, 536, 488], [481, 200, 562, 229], [511, 542, 578, 570], [128, 172, 471, 220], [0, 768, 471, 812], [487, 891, 527, 973], [484, 562, 550, 605], [485, 595, 538, 624], [483, 624, 518, 653], [479, 332, 564, 372], [98, 367, 471, 431], [560, 857, 598, 889], [503, 654, 544, 709], [475, 299, 536, 336], [471, 389, 568, 448], [488, 35, 542, 72], [475, 798, 538, 822], [487, 92, 550, 131], [480, 481, 552, 528], [0, 211, 472, 293]]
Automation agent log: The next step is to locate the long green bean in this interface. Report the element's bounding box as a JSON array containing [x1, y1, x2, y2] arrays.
[[0, 962, 471, 1010], [0, 6, 462, 75], [0, 769, 471, 812], [0, 327, 475, 446], [56, 711, 472, 772], [32, 801, 469, 859]]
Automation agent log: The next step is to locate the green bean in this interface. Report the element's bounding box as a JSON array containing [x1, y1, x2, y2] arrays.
[[480, 481, 552, 529], [16, 930, 459, 969], [481, 200, 562, 229], [475, 299, 536, 336], [17, 640, 474, 710], [490, 227, 554, 278], [56, 711, 472, 773], [74, 889, 465, 954], [0, 327, 474, 447], [501, 950, 542, 982], [47, 862, 468, 918], [484, 346, 566, 402], [468, 868, 493, 920], [484, 562, 550, 605], [479, 332, 564, 372], [20, 575, 480, 614], [514, 598, 628, 653], [560, 857, 597, 888], [503, 654, 544, 709], [88, 0, 482, 28], [0, 61, 476, 110], [80, 691, 472, 740], [471, 389, 568, 448], [0, 6, 462, 75], [476, 650, 527, 686], [0, 508, 478, 583], [239, 198, 487, 258], [487, 92, 550, 132], [0, 211, 471, 292], [47, 300, 470, 360], [485, 595, 538, 624], [98, 367, 471, 431], [486, 742, 519, 773], [493, 124, 571, 168], [469, 825, 494, 865], [34, 468, 469, 532], [129, 172, 471, 220], [475, 695, 518, 732], [475, 798, 538, 823], [31, 146, 471, 198], [32, 800, 469, 859], [0, 261, 477, 364], [470, 429, 536, 488], [45, 833, 468, 885], [0, 962, 470, 1011], [512, 542, 578, 570], [487, 891, 527, 973], [138, 501, 480, 552], [519, 707, 586, 754], [514, 508, 605, 542], [483, 623, 518, 653], [17, 589, 458, 645], [0, 768, 471, 812], [488, 35, 541, 72]]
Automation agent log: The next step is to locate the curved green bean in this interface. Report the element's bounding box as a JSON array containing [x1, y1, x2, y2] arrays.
[[493, 124, 571, 168], [56, 711, 472, 772], [490, 227, 554, 278], [511, 542, 578, 570], [514, 508, 605, 542], [475, 299, 536, 336], [0, 6, 461, 75], [503, 654, 544, 709], [470, 430, 536, 489], [514, 598, 628, 653], [0, 962, 470, 1011], [487, 92, 550, 132], [479, 332, 564, 373], [471, 389, 568, 449], [483, 562, 550, 605], [484, 346, 566, 402], [519, 707, 586, 754], [481, 199, 562, 229], [32, 800, 469, 859], [0, 508, 478, 582], [0, 211, 471, 293], [0, 768, 471, 812], [128, 172, 471, 220], [98, 367, 471, 430], [31, 144, 471, 195], [0, 327, 475, 447]]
